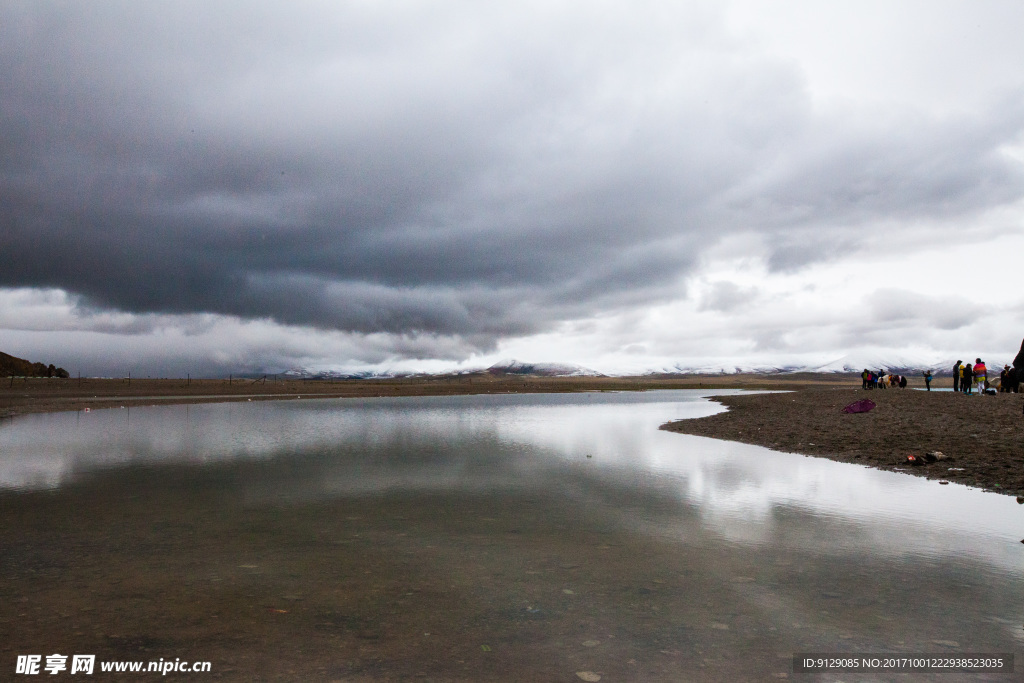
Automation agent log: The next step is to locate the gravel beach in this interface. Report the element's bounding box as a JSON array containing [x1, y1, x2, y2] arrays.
[[662, 387, 1024, 496]]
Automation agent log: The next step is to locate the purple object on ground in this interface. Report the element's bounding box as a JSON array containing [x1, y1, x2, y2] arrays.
[[842, 399, 876, 414]]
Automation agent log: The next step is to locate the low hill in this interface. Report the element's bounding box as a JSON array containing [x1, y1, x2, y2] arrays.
[[0, 351, 70, 378]]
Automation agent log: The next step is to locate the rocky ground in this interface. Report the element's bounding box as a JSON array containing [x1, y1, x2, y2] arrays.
[[662, 386, 1024, 497]]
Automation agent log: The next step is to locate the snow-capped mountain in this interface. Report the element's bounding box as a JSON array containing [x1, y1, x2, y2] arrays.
[[807, 353, 956, 375], [486, 359, 605, 377], [278, 350, 1012, 379], [280, 368, 404, 380], [648, 361, 804, 375]]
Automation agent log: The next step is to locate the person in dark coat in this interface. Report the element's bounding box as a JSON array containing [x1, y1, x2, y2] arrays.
[[1010, 337, 1024, 394], [963, 363, 973, 394], [1007, 367, 1021, 393], [952, 360, 961, 392]]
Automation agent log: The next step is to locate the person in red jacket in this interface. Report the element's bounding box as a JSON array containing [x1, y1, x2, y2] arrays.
[[974, 358, 987, 393]]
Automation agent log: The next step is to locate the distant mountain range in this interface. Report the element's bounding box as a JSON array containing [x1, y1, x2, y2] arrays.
[[280, 359, 605, 380], [805, 353, 953, 375], [279, 368, 395, 380], [653, 354, 963, 376], [281, 354, 976, 379]]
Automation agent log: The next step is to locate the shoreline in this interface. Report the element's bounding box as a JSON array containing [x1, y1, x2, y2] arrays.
[[662, 387, 1024, 497], [0, 373, 851, 420], [7, 373, 1021, 495]]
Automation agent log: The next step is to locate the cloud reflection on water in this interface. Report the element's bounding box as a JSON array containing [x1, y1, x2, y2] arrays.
[[2, 390, 1022, 575]]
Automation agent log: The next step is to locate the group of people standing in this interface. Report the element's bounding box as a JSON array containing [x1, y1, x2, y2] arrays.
[[856, 339, 1024, 395], [945, 357, 1022, 393], [951, 345, 1023, 393], [859, 358, 1020, 393], [997, 363, 1020, 393], [952, 359, 989, 394], [861, 369, 907, 389]]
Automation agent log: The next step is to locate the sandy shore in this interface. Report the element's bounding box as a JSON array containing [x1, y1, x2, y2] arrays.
[[662, 386, 1024, 497]]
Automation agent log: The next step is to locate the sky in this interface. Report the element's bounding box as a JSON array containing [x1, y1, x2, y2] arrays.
[[2, 1, 1023, 377]]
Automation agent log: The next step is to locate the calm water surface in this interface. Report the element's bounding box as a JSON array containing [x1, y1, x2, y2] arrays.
[[2, 390, 1021, 680]]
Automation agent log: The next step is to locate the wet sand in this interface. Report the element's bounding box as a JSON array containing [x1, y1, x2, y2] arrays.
[[662, 386, 1024, 497]]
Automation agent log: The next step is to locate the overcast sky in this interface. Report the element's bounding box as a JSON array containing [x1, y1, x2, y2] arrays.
[[2, 1, 1023, 376]]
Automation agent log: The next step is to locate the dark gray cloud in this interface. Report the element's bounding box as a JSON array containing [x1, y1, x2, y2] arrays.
[[2, 1, 1023, 361]]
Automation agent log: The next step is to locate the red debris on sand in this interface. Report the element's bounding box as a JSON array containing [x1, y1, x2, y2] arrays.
[[842, 399, 876, 414]]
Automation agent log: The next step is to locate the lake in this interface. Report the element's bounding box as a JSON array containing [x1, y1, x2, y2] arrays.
[[1, 390, 1021, 681]]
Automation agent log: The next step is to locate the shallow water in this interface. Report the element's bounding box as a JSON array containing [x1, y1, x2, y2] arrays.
[[2, 390, 1022, 680]]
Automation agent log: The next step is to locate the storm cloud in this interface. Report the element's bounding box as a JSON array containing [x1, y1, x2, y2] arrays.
[[2, 1, 1024, 373]]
